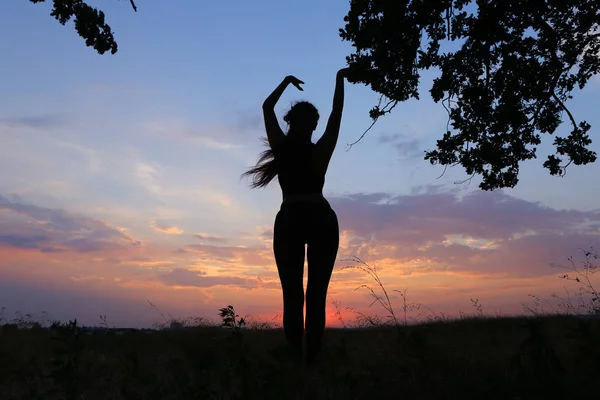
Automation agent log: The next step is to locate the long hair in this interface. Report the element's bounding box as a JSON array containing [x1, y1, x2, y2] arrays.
[[241, 136, 280, 189], [242, 101, 319, 189]]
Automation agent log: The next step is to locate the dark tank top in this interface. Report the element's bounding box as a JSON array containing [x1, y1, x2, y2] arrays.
[[275, 137, 325, 197]]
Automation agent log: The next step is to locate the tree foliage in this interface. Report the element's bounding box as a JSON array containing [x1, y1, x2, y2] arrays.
[[340, 0, 600, 190], [29, 0, 137, 55]]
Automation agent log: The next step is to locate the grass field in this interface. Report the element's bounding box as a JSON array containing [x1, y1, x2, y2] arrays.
[[1, 313, 599, 400]]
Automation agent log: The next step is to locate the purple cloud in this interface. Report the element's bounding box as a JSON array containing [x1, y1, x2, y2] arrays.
[[0, 234, 50, 249], [330, 190, 598, 243], [329, 189, 600, 278], [193, 233, 229, 243], [157, 268, 262, 288], [377, 131, 424, 159], [0, 194, 141, 253], [0, 115, 67, 130]]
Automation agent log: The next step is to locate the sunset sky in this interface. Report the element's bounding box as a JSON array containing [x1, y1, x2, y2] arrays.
[[1, 0, 599, 328]]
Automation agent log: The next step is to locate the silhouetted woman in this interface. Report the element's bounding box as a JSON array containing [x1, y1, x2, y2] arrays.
[[243, 68, 351, 365]]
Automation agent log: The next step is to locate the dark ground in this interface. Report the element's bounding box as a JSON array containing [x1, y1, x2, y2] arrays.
[[1, 315, 599, 399]]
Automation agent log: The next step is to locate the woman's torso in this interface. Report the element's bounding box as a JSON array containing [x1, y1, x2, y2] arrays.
[[275, 138, 329, 206]]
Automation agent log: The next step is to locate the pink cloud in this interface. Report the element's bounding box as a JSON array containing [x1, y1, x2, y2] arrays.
[[149, 221, 184, 235]]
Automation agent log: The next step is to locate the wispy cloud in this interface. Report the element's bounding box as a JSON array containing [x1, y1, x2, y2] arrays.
[[135, 162, 161, 196], [193, 233, 228, 243], [377, 132, 424, 159], [0, 115, 67, 130], [235, 107, 263, 132], [53, 141, 104, 173], [150, 221, 184, 235], [378, 133, 404, 144], [184, 242, 273, 267], [143, 121, 242, 150], [89, 83, 160, 94], [157, 268, 262, 288]]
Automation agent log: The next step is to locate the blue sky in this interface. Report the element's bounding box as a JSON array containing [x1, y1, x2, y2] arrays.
[[0, 0, 599, 327]]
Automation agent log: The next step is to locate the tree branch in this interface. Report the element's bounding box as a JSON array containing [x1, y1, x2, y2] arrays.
[[436, 164, 449, 179], [346, 117, 379, 151], [346, 96, 397, 151], [551, 92, 578, 130], [551, 92, 578, 177], [454, 173, 475, 185]]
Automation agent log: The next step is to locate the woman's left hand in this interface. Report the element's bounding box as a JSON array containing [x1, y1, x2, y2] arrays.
[[337, 67, 353, 79]]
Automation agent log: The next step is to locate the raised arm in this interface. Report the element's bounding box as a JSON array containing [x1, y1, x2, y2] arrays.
[[316, 68, 350, 167], [262, 75, 304, 150]]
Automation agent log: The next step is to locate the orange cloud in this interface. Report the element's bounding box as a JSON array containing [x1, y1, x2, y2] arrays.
[[149, 221, 184, 235]]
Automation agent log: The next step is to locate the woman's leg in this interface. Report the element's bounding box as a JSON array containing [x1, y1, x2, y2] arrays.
[[273, 206, 306, 358], [305, 206, 339, 364]]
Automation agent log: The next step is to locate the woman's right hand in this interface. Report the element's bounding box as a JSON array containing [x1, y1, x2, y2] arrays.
[[337, 67, 358, 80], [285, 75, 304, 91]]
